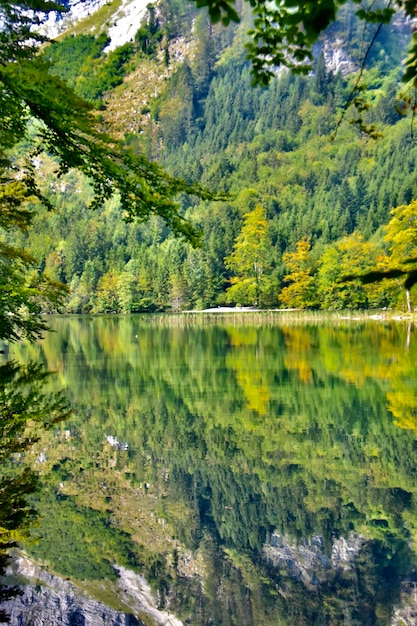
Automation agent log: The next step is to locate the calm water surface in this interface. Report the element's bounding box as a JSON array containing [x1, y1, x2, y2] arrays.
[[7, 315, 417, 625]]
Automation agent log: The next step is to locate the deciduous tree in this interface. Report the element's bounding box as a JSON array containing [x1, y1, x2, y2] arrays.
[[317, 233, 378, 310], [280, 237, 317, 309], [225, 205, 272, 307], [384, 199, 417, 311]]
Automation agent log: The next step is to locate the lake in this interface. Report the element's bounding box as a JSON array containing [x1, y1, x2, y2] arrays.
[[4, 314, 417, 625]]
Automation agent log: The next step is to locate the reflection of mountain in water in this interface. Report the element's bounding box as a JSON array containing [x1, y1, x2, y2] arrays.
[[0, 360, 70, 623], [6, 317, 417, 625], [393, 582, 417, 626], [3, 556, 183, 626], [261, 529, 417, 625], [264, 532, 365, 588]]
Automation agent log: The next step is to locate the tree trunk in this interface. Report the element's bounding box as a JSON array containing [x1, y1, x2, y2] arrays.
[[406, 288, 412, 313]]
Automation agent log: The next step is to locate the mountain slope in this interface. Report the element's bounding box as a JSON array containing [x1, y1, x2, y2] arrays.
[[20, 0, 417, 312], [41, 0, 157, 50]]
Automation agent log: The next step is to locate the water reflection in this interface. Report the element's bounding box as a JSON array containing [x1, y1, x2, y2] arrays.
[[8, 316, 417, 625], [0, 360, 69, 622]]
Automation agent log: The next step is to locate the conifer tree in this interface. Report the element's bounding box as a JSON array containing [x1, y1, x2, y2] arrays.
[[0, 0, 213, 247], [313, 51, 328, 103]]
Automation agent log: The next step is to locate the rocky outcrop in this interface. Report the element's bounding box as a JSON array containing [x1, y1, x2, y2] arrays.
[[104, 0, 157, 51], [38, 0, 110, 38], [38, 0, 156, 50], [38, 0, 413, 79], [392, 580, 417, 626], [263, 532, 417, 623], [321, 38, 357, 76], [3, 585, 143, 625], [317, 11, 412, 76]]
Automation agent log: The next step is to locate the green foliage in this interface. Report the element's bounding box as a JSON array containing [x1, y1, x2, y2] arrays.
[[0, 0, 215, 254], [190, 0, 414, 89], [0, 56, 210, 242], [0, 360, 70, 620], [225, 205, 274, 307], [0, 361, 70, 460], [350, 199, 417, 311], [19, 60, 417, 313], [0, 0, 66, 65], [10, 0, 417, 314], [135, 3, 163, 56], [29, 495, 147, 580], [76, 42, 136, 103], [44, 32, 142, 103], [0, 180, 66, 342], [10, 317, 417, 624], [43, 33, 110, 88], [317, 234, 380, 310], [280, 238, 317, 309]]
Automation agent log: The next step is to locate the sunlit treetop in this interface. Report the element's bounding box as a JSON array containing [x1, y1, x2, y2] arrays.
[[194, 0, 416, 85]]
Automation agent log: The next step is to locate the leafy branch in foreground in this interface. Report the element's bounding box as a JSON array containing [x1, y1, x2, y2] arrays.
[[342, 199, 417, 311], [0, 176, 67, 342], [0, 0, 221, 249], [0, 360, 71, 621], [344, 259, 417, 288], [193, 0, 414, 88], [343, 259, 417, 310], [0, 0, 67, 64], [0, 58, 216, 245]]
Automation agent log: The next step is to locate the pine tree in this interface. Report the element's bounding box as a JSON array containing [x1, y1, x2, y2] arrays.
[[313, 51, 328, 103]]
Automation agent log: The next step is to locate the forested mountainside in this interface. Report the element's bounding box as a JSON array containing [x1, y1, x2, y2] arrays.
[[12, 0, 417, 312]]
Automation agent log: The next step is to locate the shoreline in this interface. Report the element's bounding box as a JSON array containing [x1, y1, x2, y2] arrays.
[[44, 309, 417, 328]]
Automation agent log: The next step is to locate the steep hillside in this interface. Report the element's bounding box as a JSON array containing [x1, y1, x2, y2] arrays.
[[18, 0, 417, 312], [41, 0, 157, 48]]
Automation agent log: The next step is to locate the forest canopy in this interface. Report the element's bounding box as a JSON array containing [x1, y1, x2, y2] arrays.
[[0, 0, 218, 338]]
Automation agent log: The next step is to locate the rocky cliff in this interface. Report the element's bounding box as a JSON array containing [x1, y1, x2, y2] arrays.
[[263, 531, 366, 589], [39, 0, 155, 50]]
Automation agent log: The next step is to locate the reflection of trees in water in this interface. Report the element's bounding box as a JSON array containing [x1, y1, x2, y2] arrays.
[[0, 361, 69, 622], [8, 319, 417, 624]]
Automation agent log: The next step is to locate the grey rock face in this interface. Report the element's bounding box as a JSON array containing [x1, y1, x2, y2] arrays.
[[322, 39, 357, 76], [38, 0, 155, 50], [3, 584, 143, 626], [392, 581, 417, 626], [38, 0, 110, 38]]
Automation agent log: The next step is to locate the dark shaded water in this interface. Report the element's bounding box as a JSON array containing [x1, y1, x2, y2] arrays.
[[5, 315, 417, 625]]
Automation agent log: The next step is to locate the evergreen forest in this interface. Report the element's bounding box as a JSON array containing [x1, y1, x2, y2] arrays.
[[8, 0, 417, 314]]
